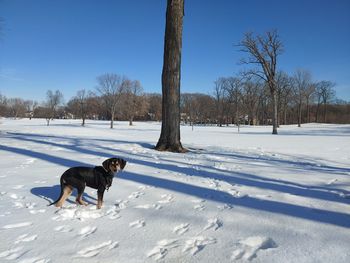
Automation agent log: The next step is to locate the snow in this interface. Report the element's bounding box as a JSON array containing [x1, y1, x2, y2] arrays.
[[0, 118, 350, 262]]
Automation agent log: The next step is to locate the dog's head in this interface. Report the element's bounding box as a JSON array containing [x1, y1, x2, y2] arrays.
[[102, 157, 127, 174]]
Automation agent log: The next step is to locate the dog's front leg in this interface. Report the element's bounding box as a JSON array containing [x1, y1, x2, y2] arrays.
[[97, 190, 104, 209]]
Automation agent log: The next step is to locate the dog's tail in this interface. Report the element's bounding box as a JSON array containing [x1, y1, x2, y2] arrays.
[[47, 177, 65, 207]]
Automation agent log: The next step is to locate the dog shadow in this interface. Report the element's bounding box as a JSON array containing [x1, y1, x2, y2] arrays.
[[31, 185, 97, 205]]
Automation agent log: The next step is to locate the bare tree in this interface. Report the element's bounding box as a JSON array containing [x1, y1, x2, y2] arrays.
[[196, 94, 216, 125], [292, 69, 312, 127], [121, 80, 146, 126], [304, 83, 316, 123], [45, 90, 63, 126], [147, 93, 162, 121], [181, 93, 196, 127], [213, 78, 229, 127], [182, 93, 215, 126], [96, 73, 124, 129], [74, 89, 94, 126], [238, 30, 283, 134], [225, 77, 242, 129], [317, 81, 336, 123], [155, 0, 186, 152], [275, 72, 293, 125], [7, 98, 26, 118], [242, 77, 262, 125]]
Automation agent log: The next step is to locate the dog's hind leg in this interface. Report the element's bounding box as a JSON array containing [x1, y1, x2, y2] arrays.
[[55, 185, 73, 207], [76, 184, 88, 206], [48, 177, 65, 207]]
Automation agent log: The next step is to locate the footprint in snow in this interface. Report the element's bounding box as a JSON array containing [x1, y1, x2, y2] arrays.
[[129, 220, 146, 228], [173, 223, 190, 235], [128, 191, 144, 199], [158, 194, 174, 204], [51, 206, 104, 222], [78, 226, 97, 238], [203, 218, 223, 231], [106, 206, 121, 220], [148, 236, 216, 260], [14, 234, 38, 244], [0, 247, 28, 260], [194, 204, 205, 211], [208, 179, 220, 190], [147, 239, 179, 260], [75, 240, 118, 258], [214, 162, 230, 171], [231, 236, 277, 261], [54, 225, 73, 233], [115, 199, 128, 209], [138, 185, 152, 191], [183, 236, 216, 256], [2, 222, 33, 229], [217, 203, 234, 210], [135, 204, 162, 210], [228, 189, 246, 198], [16, 256, 51, 263], [191, 199, 206, 211]]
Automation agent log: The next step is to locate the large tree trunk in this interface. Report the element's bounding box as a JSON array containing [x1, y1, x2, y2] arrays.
[[155, 0, 186, 153]]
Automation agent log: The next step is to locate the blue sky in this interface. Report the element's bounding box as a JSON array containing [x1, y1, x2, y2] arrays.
[[1, 0, 349, 102]]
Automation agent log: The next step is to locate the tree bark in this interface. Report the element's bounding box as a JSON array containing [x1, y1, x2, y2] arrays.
[[155, 0, 186, 153]]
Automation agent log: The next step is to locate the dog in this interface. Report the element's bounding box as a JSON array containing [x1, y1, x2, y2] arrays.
[[49, 157, 126, 209]]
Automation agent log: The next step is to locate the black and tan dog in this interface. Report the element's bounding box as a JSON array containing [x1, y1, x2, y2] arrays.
[[49, 158, 126, 209]]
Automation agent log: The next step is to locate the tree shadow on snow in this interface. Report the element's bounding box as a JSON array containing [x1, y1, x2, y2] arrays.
[[2, 131, 350, 228], [119, 171, 350, 228]]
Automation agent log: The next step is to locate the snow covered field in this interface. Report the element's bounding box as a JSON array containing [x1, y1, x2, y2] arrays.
[[0, 118, 349, 263]]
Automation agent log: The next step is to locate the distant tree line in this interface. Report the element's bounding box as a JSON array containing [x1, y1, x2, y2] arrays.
[[0, 73, 161, 127], [184, 71, 349, 126], [0, 75, 348, 126], [0, 71, 348, 126]]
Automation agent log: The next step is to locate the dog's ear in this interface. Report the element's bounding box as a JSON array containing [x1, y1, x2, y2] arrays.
[[102, 158, 111, 171], [119, 158, 127, 170]]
